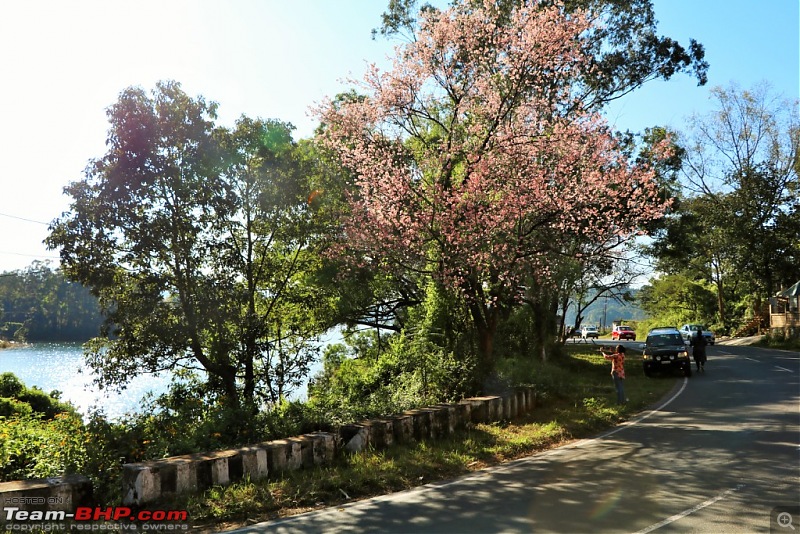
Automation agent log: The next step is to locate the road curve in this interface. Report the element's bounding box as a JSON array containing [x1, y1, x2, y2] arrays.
[[225, 343, 800, 533]]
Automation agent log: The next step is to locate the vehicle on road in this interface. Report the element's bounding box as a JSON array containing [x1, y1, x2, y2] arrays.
[[641, 327, 692, 377], [581, 325, 599, 339], [679, 324, 715, 345], [611, 325, 636, 341]]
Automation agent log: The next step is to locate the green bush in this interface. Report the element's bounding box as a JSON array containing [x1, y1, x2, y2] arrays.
[[0, 372, 24, 398], [0, 397, 33, 418], [0, 412, 86, 481], [0, 373, 76, 419], [18, 388, 75, 419]]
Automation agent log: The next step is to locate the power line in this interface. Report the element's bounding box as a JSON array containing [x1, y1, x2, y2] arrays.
[[0, 212, 50, 225], [0, 250, 60, 259]]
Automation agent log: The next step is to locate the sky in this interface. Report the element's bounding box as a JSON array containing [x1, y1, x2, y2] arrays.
[[0, 0, 797, 273]]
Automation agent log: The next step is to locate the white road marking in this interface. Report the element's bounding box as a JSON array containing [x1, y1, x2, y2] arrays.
[[633, 484, 746, 534], [774, 365, 794, 373], [233, 378, 693, 532], [570, 376, 689, 444], [745, 357, 760, 362]]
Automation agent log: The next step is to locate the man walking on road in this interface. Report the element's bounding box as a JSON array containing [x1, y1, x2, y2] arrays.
[[692, 329, 707, 372]]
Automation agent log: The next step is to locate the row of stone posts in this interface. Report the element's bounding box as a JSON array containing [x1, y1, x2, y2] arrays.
[[0, 388, 537, 510], [121, 388, 536, 506]]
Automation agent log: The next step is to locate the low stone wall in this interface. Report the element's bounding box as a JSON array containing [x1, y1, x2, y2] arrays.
[[121, 387, 537, 506], [0, 389, 538, 512]]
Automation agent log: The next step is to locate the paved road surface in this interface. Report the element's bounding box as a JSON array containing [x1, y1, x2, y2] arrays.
[[226, 343, 799, 533]]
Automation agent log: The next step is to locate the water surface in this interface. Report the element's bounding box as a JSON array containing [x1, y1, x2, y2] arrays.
[[0, 342, 172, 419]]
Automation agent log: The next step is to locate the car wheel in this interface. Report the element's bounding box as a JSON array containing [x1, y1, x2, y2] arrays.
[[644, 368, 652, 377], [684, 366, 692, 378]]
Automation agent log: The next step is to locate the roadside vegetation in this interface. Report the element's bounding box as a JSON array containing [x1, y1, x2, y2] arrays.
[[758, 332, 800, 351], [0, 2, 796, 529], [164, 344, 675, 532]]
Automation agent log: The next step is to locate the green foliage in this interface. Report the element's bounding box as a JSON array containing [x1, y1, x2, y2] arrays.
[[637, 274, 717, 330], [308, 328, 474, 426], [493, 305, 552, 364], [47, 81, 329, 410], [762, 331, 800, 350], [0, 372, 24, 397], [0, 397, 33, 418], [0, 372, 76, 419], [646, 83, 799, 333], [0, 262, 101, 342], [0, 412, 86, 481]]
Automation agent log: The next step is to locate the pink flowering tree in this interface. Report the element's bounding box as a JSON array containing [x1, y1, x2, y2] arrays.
[[317, 0, 670, 376]]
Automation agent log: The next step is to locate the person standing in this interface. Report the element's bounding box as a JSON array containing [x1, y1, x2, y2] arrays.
[[692, 328, 707, 372], [602, 344, 627, 405]]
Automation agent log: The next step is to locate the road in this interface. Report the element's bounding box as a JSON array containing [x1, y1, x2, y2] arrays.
[[227, 343, 799, 533]]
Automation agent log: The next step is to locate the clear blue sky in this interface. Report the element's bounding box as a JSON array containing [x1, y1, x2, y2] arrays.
[[0, 0, 797, 273]]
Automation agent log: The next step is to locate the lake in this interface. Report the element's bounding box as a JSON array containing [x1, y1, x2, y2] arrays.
[[0, 342, 174, 419], [0, 341, 328, 419]]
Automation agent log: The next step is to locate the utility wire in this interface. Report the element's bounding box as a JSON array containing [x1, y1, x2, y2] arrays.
[[0, 250, 60, 259], [0, 211, 50, 225]]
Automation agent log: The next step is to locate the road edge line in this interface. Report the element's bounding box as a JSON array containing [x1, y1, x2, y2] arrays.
[[632, 484, 745, 534]]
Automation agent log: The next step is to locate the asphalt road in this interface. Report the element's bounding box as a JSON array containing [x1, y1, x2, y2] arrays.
[[227, 343, 799, 533]]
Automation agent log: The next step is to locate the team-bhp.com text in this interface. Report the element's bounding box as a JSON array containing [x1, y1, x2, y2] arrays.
[[3, 507, 188, 531]]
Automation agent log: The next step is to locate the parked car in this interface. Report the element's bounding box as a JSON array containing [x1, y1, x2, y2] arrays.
[[642, 327, 692, 377], [679, 324, 715, 345], [581, 325, 599, 339], [611, 325, 636, 341]]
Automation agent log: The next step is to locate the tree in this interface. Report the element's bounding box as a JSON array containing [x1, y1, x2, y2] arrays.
[[0, 262, 101, 341], [638, 273, 716, 328], [317, 1, 670, 383], [47, 81, 324, 412], [376, 0, 708, 110], [660, 82, 800, 328]]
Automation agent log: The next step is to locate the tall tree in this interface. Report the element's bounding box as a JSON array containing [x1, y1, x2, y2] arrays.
[[377, 0, 708, 110], [318, 1, 670, 382], [47, 82, 323, 411], [674, 83, 799, 324]]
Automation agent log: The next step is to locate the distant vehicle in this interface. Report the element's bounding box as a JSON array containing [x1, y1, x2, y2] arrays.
[[611, 325, 636, 341], [642, 327, 692, 377], [679, 324, 715, 345], [581, 325, 599, 339]]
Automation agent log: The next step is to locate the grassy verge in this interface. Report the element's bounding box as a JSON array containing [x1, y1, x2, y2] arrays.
[[167, 346, 677, 532], [756, 337, 800, 350]]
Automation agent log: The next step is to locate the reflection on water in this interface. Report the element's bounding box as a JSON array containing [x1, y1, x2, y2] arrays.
[[0, 342, 172, 419]]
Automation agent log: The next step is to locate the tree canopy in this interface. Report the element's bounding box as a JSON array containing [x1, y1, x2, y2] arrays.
[[317, 0, 672, 377], [47, 81, 327, 413], [644, 82, 800, 332], [0, 262, 101, 342]]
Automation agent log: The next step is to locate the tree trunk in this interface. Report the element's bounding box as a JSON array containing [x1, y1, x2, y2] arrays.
[[466, 296, 498, 392]]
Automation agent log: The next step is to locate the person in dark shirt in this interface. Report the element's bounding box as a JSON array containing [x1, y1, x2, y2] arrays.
[[692, 328, 707, 372]]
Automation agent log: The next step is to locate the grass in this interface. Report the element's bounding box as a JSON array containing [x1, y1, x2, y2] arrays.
[[163, 345, 678, 532], [756, 335, 800, 351]]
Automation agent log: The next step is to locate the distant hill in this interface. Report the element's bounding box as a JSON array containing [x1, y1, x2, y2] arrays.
[[565, 289, 645, 329]]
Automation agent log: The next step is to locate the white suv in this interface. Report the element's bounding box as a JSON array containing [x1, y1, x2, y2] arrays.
[[580, 325, 599, 339], [679, 324, 715, 345]]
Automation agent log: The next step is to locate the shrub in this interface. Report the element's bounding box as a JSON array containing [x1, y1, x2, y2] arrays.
[[0, 397, 33, 418], [0, 412, 87, 481], [0, 373, 76, 419], [0, 373, 24, 398]]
